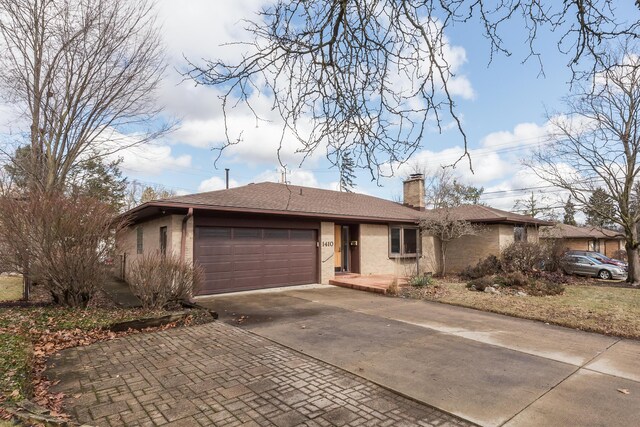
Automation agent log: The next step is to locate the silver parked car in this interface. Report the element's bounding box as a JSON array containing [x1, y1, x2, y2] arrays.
[[561, 255, 627, 280]]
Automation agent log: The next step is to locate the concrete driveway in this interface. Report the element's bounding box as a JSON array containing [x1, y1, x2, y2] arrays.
[[199, 285, 640, 427]]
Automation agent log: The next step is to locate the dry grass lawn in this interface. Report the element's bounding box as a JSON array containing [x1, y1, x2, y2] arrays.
[[420, 281, 640, 339], [0, 276, 22, 301]]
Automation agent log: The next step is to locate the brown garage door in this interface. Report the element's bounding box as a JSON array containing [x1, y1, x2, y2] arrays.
[[194, 227, 318, 295]]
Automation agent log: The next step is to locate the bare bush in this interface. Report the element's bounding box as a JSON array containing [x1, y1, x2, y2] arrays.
[[127, 252, 203, 309], [0, 191, 124, 307], [459, 255, 502, 279], [500, 242, 549, 273]]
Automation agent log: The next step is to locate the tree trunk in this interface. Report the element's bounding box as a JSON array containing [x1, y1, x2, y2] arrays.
[[625, 225, 640, 286], [440, 243, 447, 277]]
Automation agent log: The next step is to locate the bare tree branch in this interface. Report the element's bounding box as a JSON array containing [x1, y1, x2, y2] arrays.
[[186, 0, 639, 184], [529, 43, 640, 284], [0, 0, 169, 193]]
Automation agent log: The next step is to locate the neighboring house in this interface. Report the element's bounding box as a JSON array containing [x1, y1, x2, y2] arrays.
[[539, 223, 624, 258], [116, 175, 548, 296]]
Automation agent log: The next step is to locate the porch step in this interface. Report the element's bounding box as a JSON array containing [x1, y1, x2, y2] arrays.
[[329, 274, 404, 295]]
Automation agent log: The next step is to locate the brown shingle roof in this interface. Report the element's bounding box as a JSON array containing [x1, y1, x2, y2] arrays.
[[126, 182, 551, 225], [148, 182, 422, 222], [421, 204, 552, 225], [539, 223, 623, 239]]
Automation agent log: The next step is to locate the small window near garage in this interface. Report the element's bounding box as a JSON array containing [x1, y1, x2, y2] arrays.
[[514, 225, 527, 242], [389, 226, 418, 257], [136, 226, 143, 254], [390, 227, 401, 254], [159, 226, 167, 256]]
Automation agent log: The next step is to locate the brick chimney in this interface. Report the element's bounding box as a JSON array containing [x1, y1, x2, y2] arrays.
[[403, 173, 425, 210]]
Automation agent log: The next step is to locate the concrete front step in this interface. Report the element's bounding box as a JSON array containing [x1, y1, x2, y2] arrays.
[[329, 274, 404, 294]]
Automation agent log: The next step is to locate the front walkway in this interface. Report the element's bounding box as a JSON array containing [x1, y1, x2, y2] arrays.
[[47, 322, 470, 427]]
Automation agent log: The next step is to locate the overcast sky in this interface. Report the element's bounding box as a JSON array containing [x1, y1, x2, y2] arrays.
[[5, 1, 640, 217]]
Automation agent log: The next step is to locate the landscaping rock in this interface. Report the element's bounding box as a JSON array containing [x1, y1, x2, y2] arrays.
[[517, 291, 528, 297], [483, 286, 501, 295]]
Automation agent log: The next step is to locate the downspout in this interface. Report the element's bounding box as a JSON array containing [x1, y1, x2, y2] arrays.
[[181, 208, 193, 261]]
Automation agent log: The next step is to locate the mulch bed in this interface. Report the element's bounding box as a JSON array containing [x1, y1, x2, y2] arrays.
[[394, 284, 450, 300]]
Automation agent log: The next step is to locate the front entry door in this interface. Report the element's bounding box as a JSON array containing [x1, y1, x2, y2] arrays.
[[334, 224, 350, 272]]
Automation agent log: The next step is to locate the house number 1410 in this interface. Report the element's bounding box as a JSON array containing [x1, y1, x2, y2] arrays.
[[321, 241, 334, 247]]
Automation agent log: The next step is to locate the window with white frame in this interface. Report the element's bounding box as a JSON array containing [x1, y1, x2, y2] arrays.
[[389, 226, 419, 257]]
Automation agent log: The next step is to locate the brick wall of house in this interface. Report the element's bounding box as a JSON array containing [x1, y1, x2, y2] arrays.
[[358, 224, 438, 277], [603, 239, 623, 258], [541, 237, 591, 253], [444, 225, 502, 273], [497, 224, 514, 249], [116, 215, 186, 279], [320, 221, 335, 284]]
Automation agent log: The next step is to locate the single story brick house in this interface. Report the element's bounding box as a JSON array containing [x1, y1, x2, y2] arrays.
[[116, 175, 548, 296], [539, 223, 624, 258]]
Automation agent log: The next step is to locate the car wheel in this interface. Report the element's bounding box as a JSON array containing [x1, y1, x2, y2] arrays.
[[598, 270, 612, 280]]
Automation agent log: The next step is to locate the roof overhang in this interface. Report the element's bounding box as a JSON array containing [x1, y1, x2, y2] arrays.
[[465, 218, 554, 226], [121, 201, 420, 225]]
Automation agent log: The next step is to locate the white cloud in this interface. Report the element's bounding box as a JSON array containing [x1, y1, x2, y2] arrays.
[[169, 89, 323, 167], [447, 76, 475, 100], [391, 145, 514, 185], [116, 143, 192, 176], [386, 18, 475, 102], [480, 122, 550, 150], [198, 175, 240, 192], [254, 168, 320, 188], [156, 0, 269, 61]]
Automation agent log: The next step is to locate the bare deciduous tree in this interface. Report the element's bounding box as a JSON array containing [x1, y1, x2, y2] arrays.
[[530, 46, 640, 285], [0, 190, 127, 306], [512, 191, 551, 218], [188, 0, 639, 183], [425, 168, 484, 209], [421, 210, 480, 277], [0, 0, 167, 193], [123, 180, 176, 211]]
